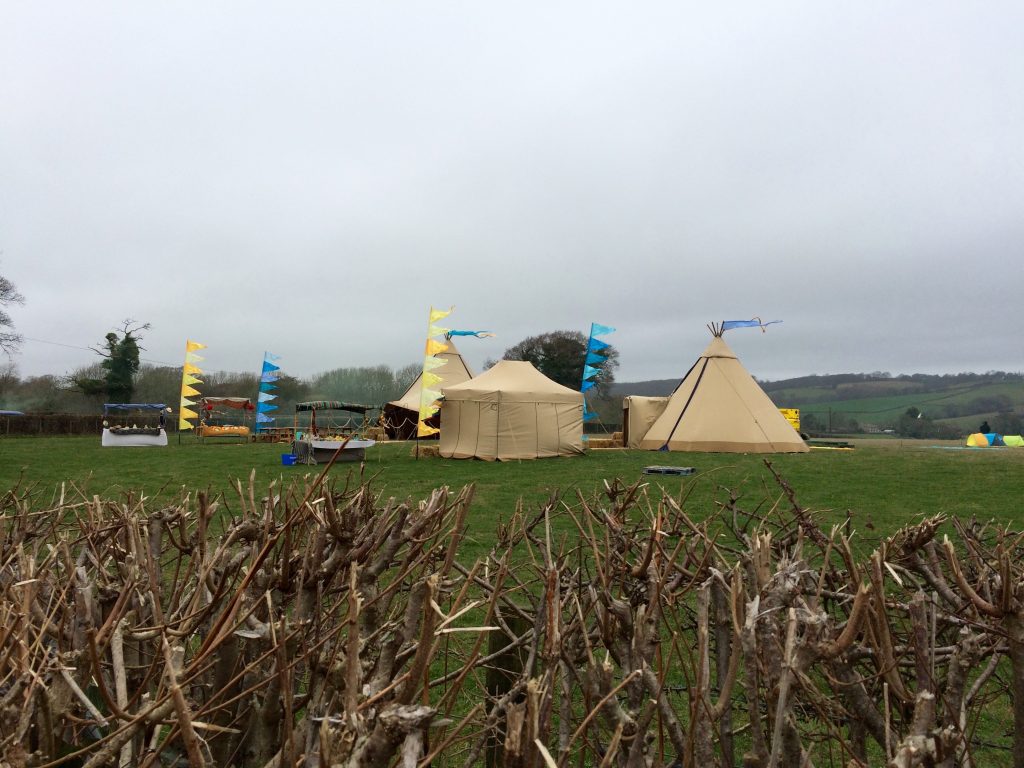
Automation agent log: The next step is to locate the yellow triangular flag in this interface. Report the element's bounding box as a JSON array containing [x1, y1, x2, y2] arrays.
[[178, 418, 194, 430], [422, 372, 442, 388], [417, 423, 440, 437], [180, 385, 201, 398], [428, 324, 449, 338], [183, 363, 203, 375], [180, 397, 196, 407], [180, 407, 199, 420], [419, 387, 442, 404], [423, 356, 448, 371], [185, 352, 205, 363], [186, 340, 207, 352], [429, 306, 453, 323], [425, 339, 448, 356], [182, 373, 203, 386]]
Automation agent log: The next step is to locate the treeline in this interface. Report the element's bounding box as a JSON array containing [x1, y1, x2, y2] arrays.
[[760, 370, 1024, 394], [0, 361, 420, 415]]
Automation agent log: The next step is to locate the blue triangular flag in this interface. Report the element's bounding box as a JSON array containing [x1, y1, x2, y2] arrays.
[[256, 413, 274, 423], [264, 352, 281, 362], [591, 323, 616, 336], [258, 391, 276, 403], [583, 364, 601, 380], [257, 403, 278, 413], [583, 410, 598, 421], [261, 362, 280, 374], [260, 372, 279, 384], [585, 351, 606, 365], [588, 337, 610, 353], [582, 380, 596, 392]]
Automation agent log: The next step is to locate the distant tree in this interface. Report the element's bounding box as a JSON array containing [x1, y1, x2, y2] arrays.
[[993, 411, 1024, 436], [74, 320, 150, 403], [497, 330, 619, 395], [1, 270, 24, 355]]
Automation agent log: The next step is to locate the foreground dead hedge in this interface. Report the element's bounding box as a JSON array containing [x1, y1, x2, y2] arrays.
[[1, 461, 1023, 767]]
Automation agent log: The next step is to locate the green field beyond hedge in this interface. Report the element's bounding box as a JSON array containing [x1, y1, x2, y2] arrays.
[[3, 437, 1023, 558]]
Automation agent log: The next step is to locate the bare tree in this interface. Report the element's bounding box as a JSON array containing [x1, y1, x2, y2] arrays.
[[0, 269, 24, 355]]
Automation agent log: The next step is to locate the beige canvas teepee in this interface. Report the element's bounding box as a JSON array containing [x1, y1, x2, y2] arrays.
[[637, 333, 808, 453], [439, 360, 584, 460], [382, 338, 475, 439]]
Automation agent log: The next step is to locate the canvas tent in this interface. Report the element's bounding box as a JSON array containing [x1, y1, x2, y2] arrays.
[[637, 335, 809, 453], [966, 432, 1008, 447], [439, 360, 584, 460], [383, 338, 475, 439], [623, 396, 670, 448]]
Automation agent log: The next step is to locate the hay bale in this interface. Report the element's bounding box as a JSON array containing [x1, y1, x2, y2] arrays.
[[410, 444, 440, 458], [587, 438, 618, 449], [611, 431, 623, 445], [365, 426, 386, 441]]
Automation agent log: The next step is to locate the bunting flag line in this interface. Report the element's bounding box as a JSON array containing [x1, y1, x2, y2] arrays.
[[721, 318, 782, 333], [255, 352, 281, 433], [579, 322, 615, 424], [178, 339, 206, 431], [418, 306, 453, 437]]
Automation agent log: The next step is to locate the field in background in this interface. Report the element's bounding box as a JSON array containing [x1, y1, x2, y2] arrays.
[[3, 436, 1023, 558]]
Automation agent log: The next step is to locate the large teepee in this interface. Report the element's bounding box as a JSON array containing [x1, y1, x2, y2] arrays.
[[637, 327, 808, 453], [382, 337, 475, 439]]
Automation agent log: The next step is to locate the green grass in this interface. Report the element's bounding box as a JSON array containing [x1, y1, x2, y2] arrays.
[[787, 381, 1024, 423], [3, 437, 1024, 558]]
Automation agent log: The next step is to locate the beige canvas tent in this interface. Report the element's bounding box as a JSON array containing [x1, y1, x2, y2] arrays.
[[439, 360, 584, 460], [637, 335, 809, 453], [623, 396, 670, 448], [383, 338, 475, 439]]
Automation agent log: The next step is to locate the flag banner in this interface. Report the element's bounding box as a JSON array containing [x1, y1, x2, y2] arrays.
[[447, 329, 495, 338], [424, 338, 449, 356], [420, 387, 442, 405], [580, 323, 615, 419], [179, 340, 205, 432], [721, 318, 782, 332], [256, 351, 281, 432], [417, 306, 456, 436], [429, 306, 453, 323]]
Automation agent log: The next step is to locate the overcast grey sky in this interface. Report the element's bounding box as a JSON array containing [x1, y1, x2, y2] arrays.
[[2, 2, 1022, 384]]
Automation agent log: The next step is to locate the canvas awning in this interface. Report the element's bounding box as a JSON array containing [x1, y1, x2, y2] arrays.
[[202, 397, 254, 410], [104, 403, 168, 413], [295, 401, 376, 414]]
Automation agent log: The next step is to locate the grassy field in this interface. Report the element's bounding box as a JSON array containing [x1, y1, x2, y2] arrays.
[[3, 436, 1024, 559], [780, 380, 1024, 424]]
